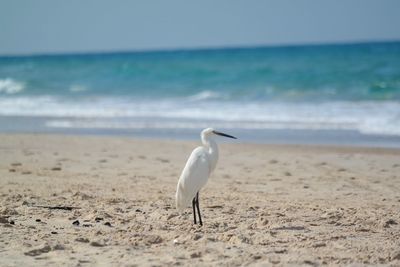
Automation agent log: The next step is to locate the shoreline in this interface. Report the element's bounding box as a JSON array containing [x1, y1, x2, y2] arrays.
[[1, 115, 400, 149], [2, 132, 400, 152], [1, 133, 400, 266]]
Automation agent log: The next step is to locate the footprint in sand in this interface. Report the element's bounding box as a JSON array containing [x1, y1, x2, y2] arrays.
[[24, 244, 64, 257], [75, 237, 90, 243], [156, 157, 170, 163], [23, 151, 34, 156], [270, 178, 281, 181], [90, 241, 106, 247]]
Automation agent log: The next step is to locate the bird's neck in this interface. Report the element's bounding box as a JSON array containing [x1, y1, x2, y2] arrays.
[[202, 137, 219, 172]]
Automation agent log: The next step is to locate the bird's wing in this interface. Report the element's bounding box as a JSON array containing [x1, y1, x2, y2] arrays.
[[176, 147, 210, 211]]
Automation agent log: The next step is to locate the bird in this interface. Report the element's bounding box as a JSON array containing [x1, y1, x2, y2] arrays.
[[175, 128, 237, 226]]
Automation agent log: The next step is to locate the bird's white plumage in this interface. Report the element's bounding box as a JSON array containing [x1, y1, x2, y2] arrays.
[[176, 147, 211, 211], [175, 128, 220, 212]]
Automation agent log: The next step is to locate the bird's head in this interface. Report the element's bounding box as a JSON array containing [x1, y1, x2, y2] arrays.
[[201, 128, 237, 139]]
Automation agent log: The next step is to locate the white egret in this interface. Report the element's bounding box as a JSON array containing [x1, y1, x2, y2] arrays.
[[175, 128, 237, 226]]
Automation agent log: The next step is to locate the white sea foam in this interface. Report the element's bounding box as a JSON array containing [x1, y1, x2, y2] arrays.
[[0, 78, 25, 94], [1, 96, 400, 136], [187, 90, 222, 101], [44, 119, 358, 131]]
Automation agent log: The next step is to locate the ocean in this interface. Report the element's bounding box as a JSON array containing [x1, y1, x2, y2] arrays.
[[1, 42, 400, 147]]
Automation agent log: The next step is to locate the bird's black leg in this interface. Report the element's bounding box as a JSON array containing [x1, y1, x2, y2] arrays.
[[195, 192, 203, 226], [192, 197, 197, 224]]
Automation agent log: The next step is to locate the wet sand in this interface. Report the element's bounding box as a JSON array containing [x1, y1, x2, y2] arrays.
[[1, 134, 400, 266]]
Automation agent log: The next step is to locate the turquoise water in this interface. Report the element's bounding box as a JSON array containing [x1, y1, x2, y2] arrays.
[[1, 41, 400, 145]]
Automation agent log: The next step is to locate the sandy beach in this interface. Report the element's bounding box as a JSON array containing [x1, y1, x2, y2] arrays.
[[0, 133, 400, 266]]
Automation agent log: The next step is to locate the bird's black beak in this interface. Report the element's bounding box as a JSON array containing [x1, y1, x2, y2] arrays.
[[212, 130, 237, 139]]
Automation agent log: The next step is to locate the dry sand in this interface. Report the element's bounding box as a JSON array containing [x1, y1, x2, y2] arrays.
[[0, 133, 400, 266]]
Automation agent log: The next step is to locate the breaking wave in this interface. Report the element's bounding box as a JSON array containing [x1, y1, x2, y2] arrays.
[[0, 78, 24, 94], [0, 96, 399, 136]]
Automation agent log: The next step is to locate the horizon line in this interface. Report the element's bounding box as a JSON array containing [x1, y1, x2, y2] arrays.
[[1, 38, 400, 58]]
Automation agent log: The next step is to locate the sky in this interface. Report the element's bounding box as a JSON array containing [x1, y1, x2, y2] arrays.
[[0, 0, 400, 55]]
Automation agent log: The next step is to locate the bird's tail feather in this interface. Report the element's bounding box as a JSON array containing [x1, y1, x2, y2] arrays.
[[176, 182, 191, 213]]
